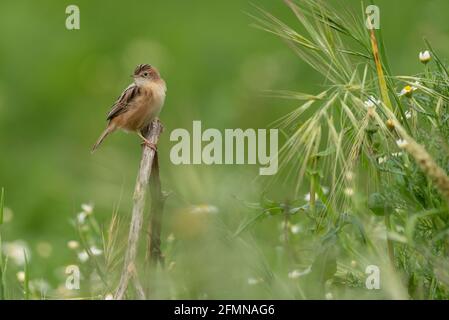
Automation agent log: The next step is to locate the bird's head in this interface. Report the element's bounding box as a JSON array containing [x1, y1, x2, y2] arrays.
[[132, 64, 161, 86]]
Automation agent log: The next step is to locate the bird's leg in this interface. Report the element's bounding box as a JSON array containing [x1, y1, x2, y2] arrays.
[[138, 132, 157, 151]]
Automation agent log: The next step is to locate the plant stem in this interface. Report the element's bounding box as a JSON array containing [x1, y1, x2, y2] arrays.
[[146, 152, 168, 267], [309, 157, 317, 214], [384, 213, 395, 268], [114, 119, 163, 300]]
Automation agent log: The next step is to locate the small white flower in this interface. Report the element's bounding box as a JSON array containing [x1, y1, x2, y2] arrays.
[[81, 203, 94, 215], [16, 271, 26, 282], [304, 192, 317, 202], [288, 270, 302, 279], [67, 240, 80, 250], [405, 110, 412, 119], [76, 212, 87, 224], [377, 156, 388, 165], [325, 292, 334, 300], [290, 224, 301, 234], [105, 293, 114, 300], [396, 139, 409, 149], [419, 50, 431, 64], [399, 85, 417, 97], [364, 96, 380, 109], [2, 241, 31, 266], [344, 188, 354, 196], [391, 152, 403, 157], [89, 246, 103, 256], [77, 251, 89, 262], [247, 277, 262, 285]]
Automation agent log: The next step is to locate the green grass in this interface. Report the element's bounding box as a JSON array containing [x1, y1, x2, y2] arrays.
[[1, 0, 449, 300]]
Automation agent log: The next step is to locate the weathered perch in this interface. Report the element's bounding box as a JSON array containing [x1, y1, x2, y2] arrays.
[[114, 119, 164, 300], [146, 154, 169, 266]]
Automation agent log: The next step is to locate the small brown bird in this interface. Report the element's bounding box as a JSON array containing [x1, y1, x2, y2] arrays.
[[92, 64, 166, 152]]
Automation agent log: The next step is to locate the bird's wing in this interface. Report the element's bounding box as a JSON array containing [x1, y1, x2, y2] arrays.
[[106, 83, 139, 120]]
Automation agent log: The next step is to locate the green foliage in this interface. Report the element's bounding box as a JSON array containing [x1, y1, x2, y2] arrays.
[[1, 0, 449, 300]]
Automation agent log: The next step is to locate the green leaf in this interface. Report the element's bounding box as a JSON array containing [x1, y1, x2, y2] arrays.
[[368, 193, 387, 216]]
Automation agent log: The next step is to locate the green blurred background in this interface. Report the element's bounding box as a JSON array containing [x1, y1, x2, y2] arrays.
[[1, 0, 449, 294]]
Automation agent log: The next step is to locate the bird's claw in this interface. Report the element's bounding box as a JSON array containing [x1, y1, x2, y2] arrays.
[[141, 139, 157, 152]]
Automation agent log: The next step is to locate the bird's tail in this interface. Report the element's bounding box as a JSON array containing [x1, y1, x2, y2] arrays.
[[91, 126, 114, 153]]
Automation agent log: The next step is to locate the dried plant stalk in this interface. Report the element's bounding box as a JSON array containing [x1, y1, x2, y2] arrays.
[[114, 119, 164, 300]]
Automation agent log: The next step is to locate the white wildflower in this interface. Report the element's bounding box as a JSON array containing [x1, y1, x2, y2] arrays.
[[67, 240, 80, 250], [89, 246, 103, 256], [377, 156, 388, 164], [364, 96, 380, 109], [77, 251, 89, 262], [405, 110, 412, 119], [16, 271, 26, 282], [105, 293, 114, 300], [325, 292, 334, 300], [288, 270, 302, 279], [396, 139, 409, 149], [247, 277, 262, 285], [81, 203, 94, 215], [344, 188, 354, 196], [76, 211, 87, 224], [2, 241, 31, 266], [290, 224, 301, 234], [304, 192, 318, 202], [399, 85, 417, 98], [419, 50, 431, 64]]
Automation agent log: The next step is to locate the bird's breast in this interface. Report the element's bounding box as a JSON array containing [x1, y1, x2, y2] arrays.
[[115, 81, 166, 131], [135, 82, 166, 128]]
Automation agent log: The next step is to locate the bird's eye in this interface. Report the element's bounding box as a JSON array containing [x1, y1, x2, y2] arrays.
[[143, 72, 148, 77]]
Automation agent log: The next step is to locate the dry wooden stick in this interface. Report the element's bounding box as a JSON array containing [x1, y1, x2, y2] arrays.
[[114, 119, 163, 300], [146, 153, 169, 266]]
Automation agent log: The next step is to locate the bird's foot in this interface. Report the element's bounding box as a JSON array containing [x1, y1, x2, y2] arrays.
[[141, 138, 157, 152]]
